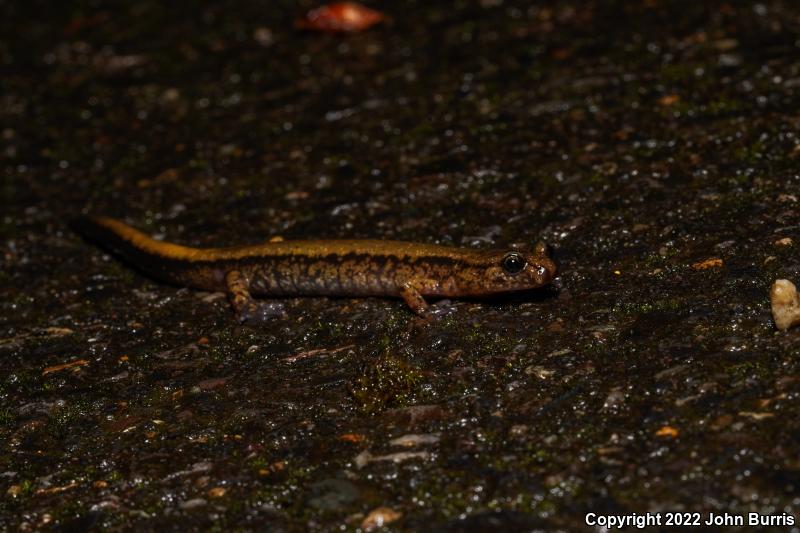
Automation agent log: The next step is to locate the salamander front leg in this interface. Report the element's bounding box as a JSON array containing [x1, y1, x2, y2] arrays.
[[400, 284, 430, 316], [225, 270, 285, 324]]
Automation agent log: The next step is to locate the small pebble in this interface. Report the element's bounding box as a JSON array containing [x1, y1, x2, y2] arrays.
[[524, 365, 554, 379], [207, 487, 227, 498], [509, 424, 528, 437], [179, 498, 207, 510], [691, 258, 723, 270], [361, 506, 402, 530], [354, 450, 429, 469], [655, 425, 679, 438], [388, 433, 439, 447], [253, 27, 274, 47], [771, 279, 800, 331]]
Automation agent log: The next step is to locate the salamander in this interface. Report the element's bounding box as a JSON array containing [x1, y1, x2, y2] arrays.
[[75, 216, 557, 322]]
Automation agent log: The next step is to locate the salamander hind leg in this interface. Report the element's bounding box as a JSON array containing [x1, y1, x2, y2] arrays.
[[400, 284, 430, 316], [225, 270, 285, 324]]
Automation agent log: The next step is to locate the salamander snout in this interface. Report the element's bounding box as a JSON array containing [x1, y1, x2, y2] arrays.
[[530, 254, 557, 287], [529, 241, 556, 283]]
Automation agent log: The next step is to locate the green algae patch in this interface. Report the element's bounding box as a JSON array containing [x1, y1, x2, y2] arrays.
[[350, 351, 425, 414]]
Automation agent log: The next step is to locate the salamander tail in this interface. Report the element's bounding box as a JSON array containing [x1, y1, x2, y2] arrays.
[[72, 216, 214, 288]]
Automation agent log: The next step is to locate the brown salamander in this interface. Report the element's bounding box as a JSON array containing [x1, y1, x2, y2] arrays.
[[75, 216, 557, 322]]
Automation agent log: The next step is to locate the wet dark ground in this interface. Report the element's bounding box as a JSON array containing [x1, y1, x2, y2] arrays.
[[3, 0, 800, 530]]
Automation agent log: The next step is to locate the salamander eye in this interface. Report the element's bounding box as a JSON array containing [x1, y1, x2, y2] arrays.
[[502, 252, 526, 274]]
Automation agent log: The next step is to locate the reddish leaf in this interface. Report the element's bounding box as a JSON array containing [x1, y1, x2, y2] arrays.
[[296, 2, 385, 33]]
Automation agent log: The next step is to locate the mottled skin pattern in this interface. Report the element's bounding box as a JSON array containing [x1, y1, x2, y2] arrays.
[[75, 216, 557, 322]]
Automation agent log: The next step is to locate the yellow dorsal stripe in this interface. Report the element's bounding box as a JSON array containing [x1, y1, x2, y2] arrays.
[[92, 217, 487, 263]]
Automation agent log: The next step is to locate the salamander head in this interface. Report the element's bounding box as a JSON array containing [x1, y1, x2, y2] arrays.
[[457, 241, 557, 295]]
